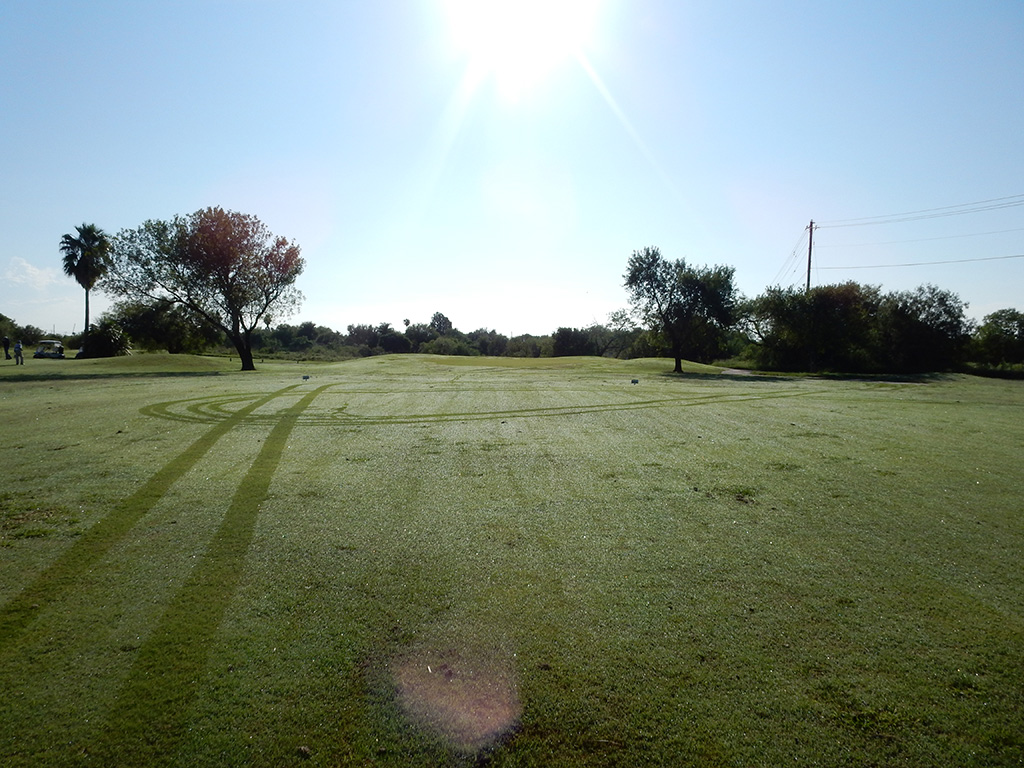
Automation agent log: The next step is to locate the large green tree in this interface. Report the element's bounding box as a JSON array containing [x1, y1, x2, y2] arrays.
[[60, 223, 112, 348], [552, 326, 596, 357], [430, 312, 453, 336], [110, 299, 223, 354], [624, 246, 738, 372], [973, 308, 1024, 366], [105, 207, 304, 370], [747, 283, 882, 372], [877, 284, 972, 372], [747, 281, 971, 373]]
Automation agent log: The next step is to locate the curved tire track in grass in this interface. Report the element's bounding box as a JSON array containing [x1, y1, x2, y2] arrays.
[[0, 385, 301, 651], [143, 385, 815, 427], [93, 384, 330, 765]]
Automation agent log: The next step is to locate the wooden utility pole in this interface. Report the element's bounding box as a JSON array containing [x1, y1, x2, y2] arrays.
[[805, 220, 815, 293]]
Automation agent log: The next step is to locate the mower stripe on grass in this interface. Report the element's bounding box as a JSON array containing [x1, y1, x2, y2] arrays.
[[0, 385, 301, 650], [94, 385, 330, 765]]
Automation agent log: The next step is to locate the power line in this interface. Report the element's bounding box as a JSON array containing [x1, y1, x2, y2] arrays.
[[817, 193, 1024, 228], [818, 253, 1024, 270], [815, 226, 1024, 248], [778, 194, 1023, 288], [770, 229, 808, 285]]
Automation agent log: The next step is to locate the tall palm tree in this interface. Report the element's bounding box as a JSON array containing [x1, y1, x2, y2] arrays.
[[60, 223, 111, 344]]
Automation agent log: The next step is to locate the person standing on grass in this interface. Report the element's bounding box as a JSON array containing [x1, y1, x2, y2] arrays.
[[13, 340, 24, 365], [2, 336, 9, 359]]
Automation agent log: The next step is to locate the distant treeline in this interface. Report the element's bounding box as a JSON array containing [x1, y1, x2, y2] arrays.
[[0, 316, 50, 347], [743, 283, 1023, 374], [5, 284, 1023, 374]]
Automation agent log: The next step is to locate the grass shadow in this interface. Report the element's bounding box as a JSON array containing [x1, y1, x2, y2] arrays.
[[0, 386, 299, 651], [654, 369, 800, 383], [655, 368, 961, 385], [91, 385, 329, 765], [0, 370, 229, 383]]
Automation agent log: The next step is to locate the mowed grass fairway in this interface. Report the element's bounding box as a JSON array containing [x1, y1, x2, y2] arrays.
[[1, 354, 1022, 767]]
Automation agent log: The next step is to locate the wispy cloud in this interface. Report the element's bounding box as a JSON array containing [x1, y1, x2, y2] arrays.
[[5, 257, 62, 290]]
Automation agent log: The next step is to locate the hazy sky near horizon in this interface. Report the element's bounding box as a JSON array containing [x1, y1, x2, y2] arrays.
[[3, 0, 1022, 337]]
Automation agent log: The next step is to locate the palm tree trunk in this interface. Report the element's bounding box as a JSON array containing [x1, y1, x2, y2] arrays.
[[82, 288, 91, 355]]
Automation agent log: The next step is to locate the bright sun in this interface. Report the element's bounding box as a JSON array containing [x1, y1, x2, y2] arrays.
[[443, 0, 600, 101]]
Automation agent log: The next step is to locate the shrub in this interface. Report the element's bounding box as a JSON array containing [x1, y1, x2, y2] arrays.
[[80, 318, 131, 358], [420, 336, 477, 356]]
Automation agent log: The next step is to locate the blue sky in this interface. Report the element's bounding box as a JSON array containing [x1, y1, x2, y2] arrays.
[[3, 0, 1022, 337]]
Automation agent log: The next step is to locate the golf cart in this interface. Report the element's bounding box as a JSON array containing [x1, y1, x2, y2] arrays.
[[33, 340, 66, 359]]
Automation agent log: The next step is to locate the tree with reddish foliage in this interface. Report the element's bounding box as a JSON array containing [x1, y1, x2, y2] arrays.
[[106, 207, 304, 370]]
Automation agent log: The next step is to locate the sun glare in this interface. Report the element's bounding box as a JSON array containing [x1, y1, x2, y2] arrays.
[[443, 0, 600, 101]]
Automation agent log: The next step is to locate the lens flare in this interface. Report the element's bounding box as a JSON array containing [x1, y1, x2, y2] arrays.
[[392, 643, 521, 753]]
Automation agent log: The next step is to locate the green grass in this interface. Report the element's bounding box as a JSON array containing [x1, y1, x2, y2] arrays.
[[1, 354, 1022, 766]]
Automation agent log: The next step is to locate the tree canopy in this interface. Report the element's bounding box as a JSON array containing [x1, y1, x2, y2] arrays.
[[430, 312, 453, 336], [973, 308, 1024, 366], [624, 246, 738, 372], [105, 207, 304, 370], [112, 299, 223, 354], [747, 282, 973, 373]]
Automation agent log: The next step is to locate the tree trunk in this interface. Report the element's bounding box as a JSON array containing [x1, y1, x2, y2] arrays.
[[671, 337, 684, 373], [82, 288, 91, 355], [238, 347, 256, 371], [229, 332, 256, 371]]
